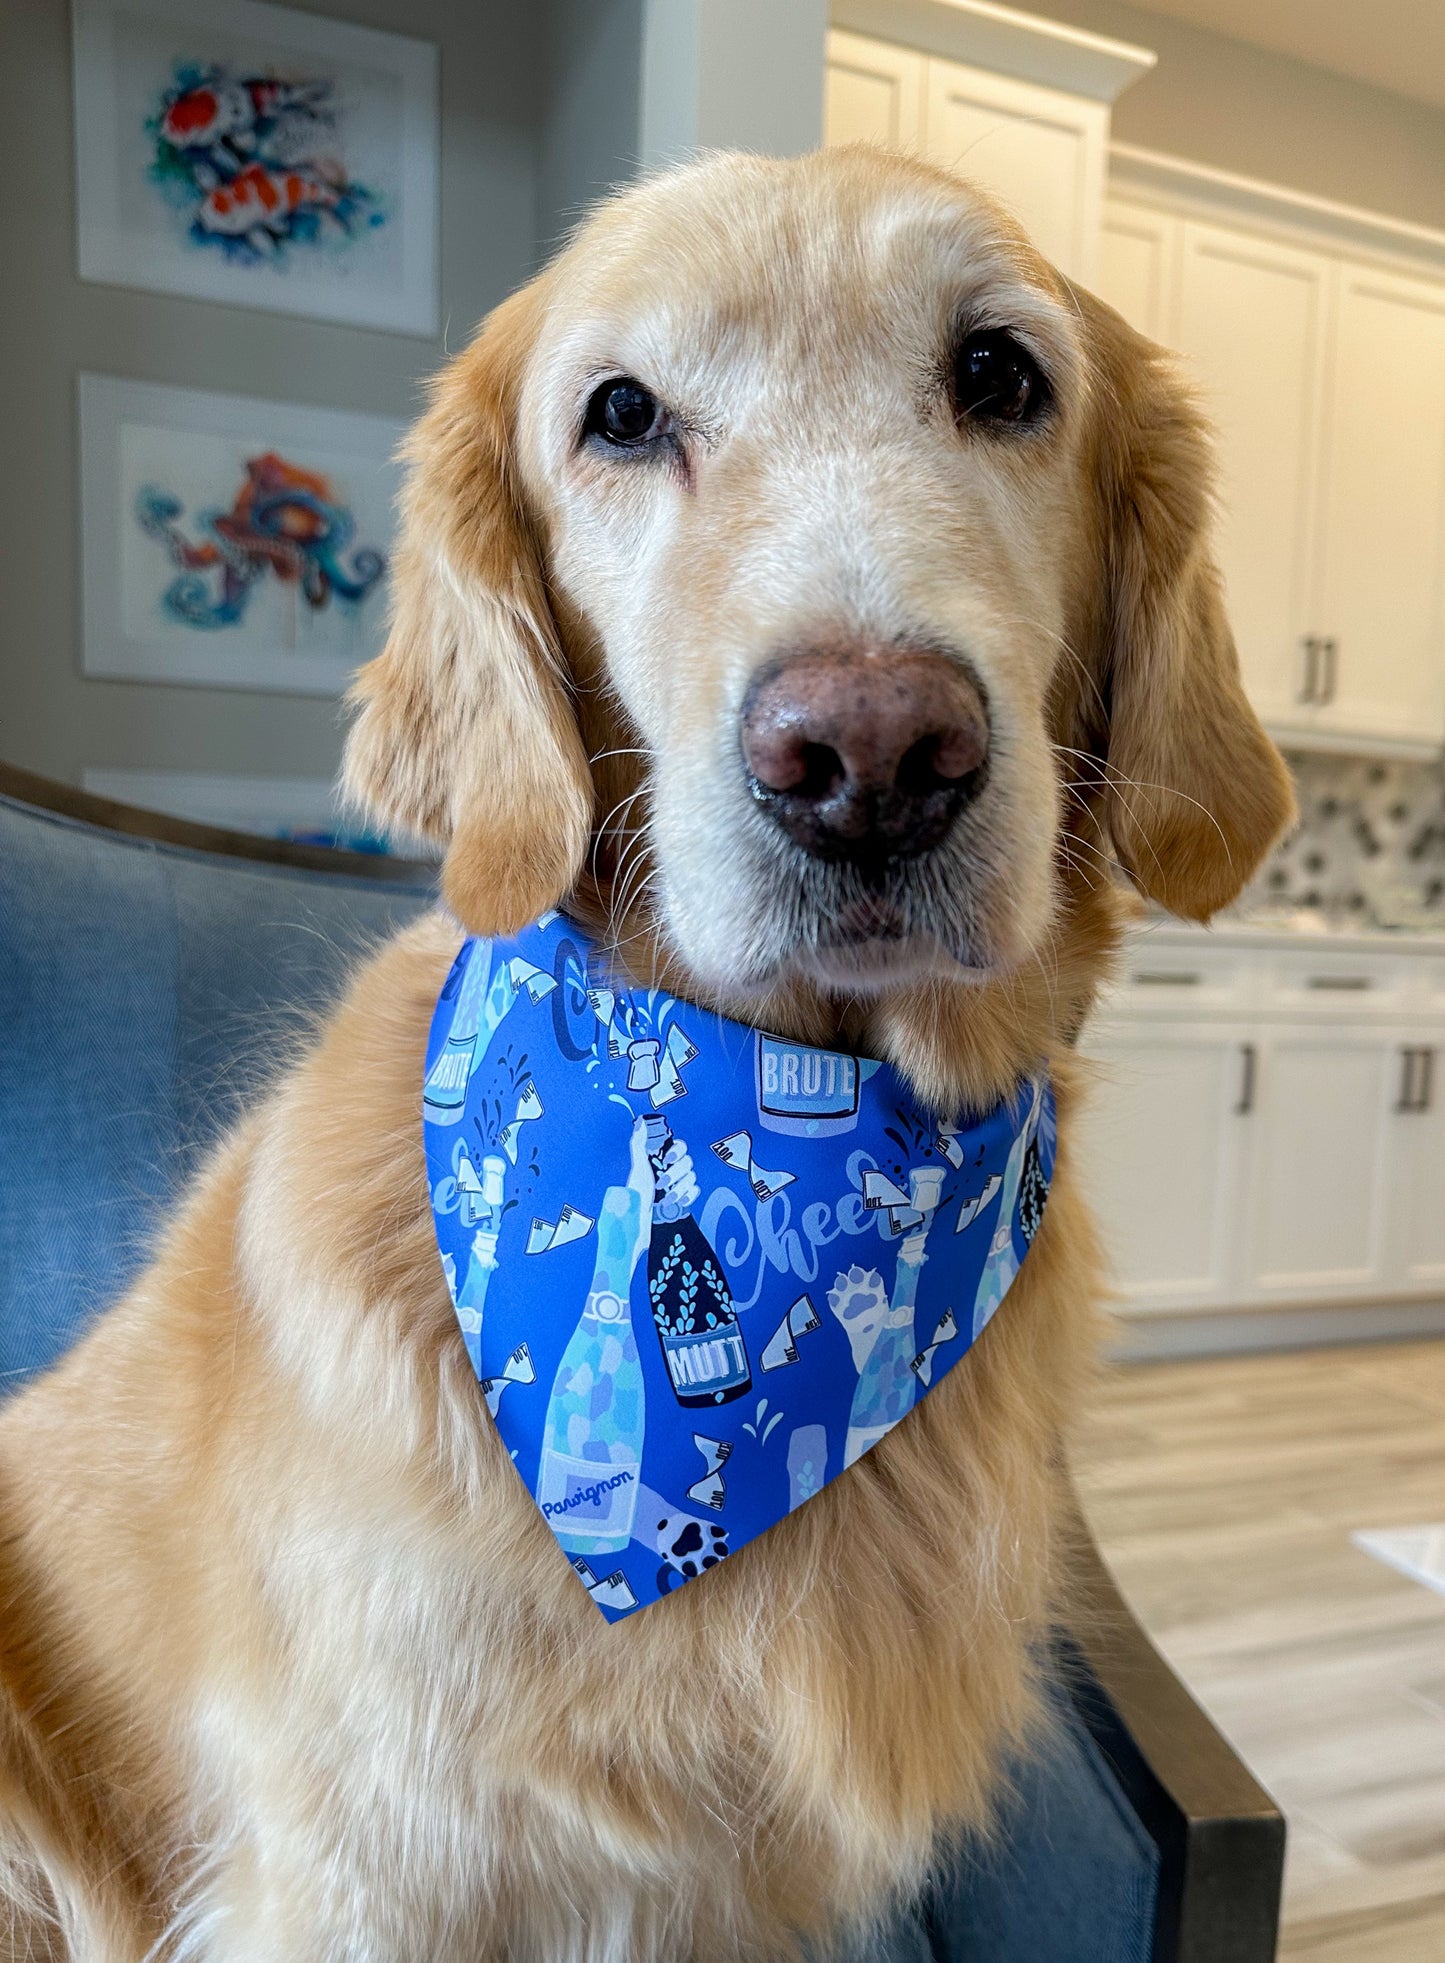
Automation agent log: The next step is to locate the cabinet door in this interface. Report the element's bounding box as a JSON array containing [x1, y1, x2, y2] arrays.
[[1310, 264, 1445, 747], [1173, 222, 1330, 729], [1243, 1028, 1395, 1300], [1097, 197, 1176, 341], [824, 31, 923, 152], [922, 57, 1107, 283], [1078, 1023, 1253, 1311], [1390, 1039, 1445, 1290]]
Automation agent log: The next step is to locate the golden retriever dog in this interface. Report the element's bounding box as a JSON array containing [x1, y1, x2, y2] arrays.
[[0, 146, 1292, 1961]]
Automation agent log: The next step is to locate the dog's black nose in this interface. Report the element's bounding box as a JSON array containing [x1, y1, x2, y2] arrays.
[[741, 646, 989, 864]]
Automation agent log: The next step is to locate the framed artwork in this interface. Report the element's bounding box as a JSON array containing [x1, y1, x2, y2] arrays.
[[71, 0, 439, 336], [80, 767, 397, 853], [79, 373, 405, 696]]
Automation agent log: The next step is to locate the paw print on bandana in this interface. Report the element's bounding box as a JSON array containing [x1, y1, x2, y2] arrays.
[[651, 1508, 729, 1581], [826, 1265, 889, 1373]]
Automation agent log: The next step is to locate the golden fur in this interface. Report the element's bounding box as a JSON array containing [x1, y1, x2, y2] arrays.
[[0, 149, 1293, 1961]]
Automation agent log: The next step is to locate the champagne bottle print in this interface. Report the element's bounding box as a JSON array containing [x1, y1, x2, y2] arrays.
[[424, 946, 554, 1125], [643, 1113, 752, 1408], [424, 942, 492, 1123], [534, 1131, 651, 1555], [843, 1167, 945, 1467]]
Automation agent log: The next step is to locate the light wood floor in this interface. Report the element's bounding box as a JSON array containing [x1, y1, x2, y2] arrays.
[[1073, 1338, 1445, 1963]]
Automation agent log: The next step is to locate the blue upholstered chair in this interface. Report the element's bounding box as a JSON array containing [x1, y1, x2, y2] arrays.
[[0, 763, 1284, 1963]]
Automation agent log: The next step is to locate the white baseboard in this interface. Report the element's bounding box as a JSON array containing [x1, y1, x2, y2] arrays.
[[1108, 1298, 1445, 1363]]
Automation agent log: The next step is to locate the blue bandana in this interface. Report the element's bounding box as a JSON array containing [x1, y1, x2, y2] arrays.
[[423, 913, 1055, 1622]]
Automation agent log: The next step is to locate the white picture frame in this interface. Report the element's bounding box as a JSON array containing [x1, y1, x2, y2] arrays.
[[80, 767, 398, 853], [79, 373, 405, 696], [71, 0, 439, 336]]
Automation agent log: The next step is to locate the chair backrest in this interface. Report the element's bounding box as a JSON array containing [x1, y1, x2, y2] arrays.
[[0, 765, 435, 1394]]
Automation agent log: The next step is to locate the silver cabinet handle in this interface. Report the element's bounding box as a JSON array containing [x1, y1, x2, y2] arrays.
[[1320, 637, 1339, 705], [1236, 1043, 1257, 1115], [1307, 975, 1370, 991], [1300, 636, 1321, 704], [1300, 637, 1340, 704], [1397, 1047, 1435, 1113], [1134, 970, 1203, 987]]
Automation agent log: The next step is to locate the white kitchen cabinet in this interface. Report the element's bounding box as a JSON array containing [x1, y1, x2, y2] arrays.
[[1389, 1037, 1445, 1290], [824, 17, 1152, 286], [1085, 928, 1445, 1336], [1173, 223, 1330, 730], [1309, 265, 1445, 749], [1099, 200, 1173, 340], [1080, 1022, 1252, 1310], [1240, 1027, 1396, 1301], [1096, 206, 1333, 726], [1099, 154, 1445, 759], [921, 58, 1106, 281], [824, 29, 922, 151]]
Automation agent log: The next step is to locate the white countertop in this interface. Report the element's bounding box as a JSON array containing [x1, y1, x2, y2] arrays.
[[1128, 912, 1445, 956]]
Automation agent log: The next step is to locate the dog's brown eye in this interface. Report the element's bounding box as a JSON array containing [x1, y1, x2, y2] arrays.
[[953, 331, 1050, 427], [585, 378, 670, 448]]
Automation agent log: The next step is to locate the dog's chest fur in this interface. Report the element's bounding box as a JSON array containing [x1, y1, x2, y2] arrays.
[[0, 921, 1084, 1962], [182, 1286, 1071, 1963]]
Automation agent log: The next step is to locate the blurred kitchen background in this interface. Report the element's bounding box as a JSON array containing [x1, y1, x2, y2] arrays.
[[3, 2, 1445, 1956]]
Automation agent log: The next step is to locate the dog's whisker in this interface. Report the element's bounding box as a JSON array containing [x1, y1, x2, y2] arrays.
[[1051, 741, 1234, 859], [1050, 745, 1176, 887], [588, 745, 651, 768]]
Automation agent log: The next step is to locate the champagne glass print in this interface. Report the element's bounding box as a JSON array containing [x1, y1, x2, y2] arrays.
[[973, 1081, 1043, 1338], [842, 1166, 944, 1467], [534, 1120, 653, 1555], [455, 1154, 506, 1375]]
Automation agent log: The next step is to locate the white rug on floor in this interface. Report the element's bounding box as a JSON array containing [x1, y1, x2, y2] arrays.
[[1352, 1525, 1445, 1596]]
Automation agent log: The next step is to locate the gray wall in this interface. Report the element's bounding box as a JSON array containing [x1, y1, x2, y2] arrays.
[[638, 0, 827, 164], [538, 0, 645, 259], [1037, 0, 1445, 234], [0, 0, 545, 791], [5, 0, 1443, 796]]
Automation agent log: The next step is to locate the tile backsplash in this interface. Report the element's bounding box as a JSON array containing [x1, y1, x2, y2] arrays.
[[1236, 751, 1445, 930]]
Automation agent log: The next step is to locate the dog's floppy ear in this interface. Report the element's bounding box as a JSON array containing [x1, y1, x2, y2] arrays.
[[344, 280, 592, 935], [1071, 287, 1294, 921]]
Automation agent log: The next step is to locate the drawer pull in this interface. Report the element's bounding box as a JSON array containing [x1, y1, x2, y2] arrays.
[[1398, 1047, 1436, 1114], [1236, 1043, 1257, 1116], [1300, 636, 1340, 704], [1301, 635, 1321, 704], [1306, 975, 1370, 991], [1133, 971, 1203, 987], [1320, 637, 1340, 706]]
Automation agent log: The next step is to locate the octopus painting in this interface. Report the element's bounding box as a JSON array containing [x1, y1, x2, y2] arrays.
[[136, 452, 387, 632], [147, 63, 384, 264]]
